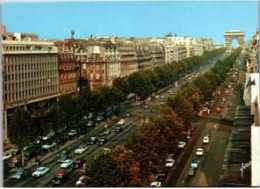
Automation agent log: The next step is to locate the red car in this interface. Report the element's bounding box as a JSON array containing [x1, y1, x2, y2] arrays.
[[216, 107, 221, 113]]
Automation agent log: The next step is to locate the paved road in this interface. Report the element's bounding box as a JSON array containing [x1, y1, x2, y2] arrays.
[[4, 52, 229, 187]]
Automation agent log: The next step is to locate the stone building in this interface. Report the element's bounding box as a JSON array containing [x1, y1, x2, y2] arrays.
[[133, 40, 152, 71], [117, 40, 138, 77], [54, 41, 79, 95], [165, 44, 187, 63], [149, 43, 165, 68]]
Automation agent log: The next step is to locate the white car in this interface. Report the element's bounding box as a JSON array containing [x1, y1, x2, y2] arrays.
[[42, 142, 56, 150], [61, 159, 73, 168], [155, 95, 160, 99], [165, 158, 175, 168], [117, 119, 126, 126], [75, 146, 88, 154], [68, 130, 77, 136], [203, 136, 210, 144], [196, 148, 204, 156], [3, 153, 12, 161], [32, 167, 50, 177], [178, 142, 186, 149], [150, 181, 162, 187]]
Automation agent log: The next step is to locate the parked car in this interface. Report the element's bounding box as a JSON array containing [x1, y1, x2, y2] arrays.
[[3, 153, 12, 161], [57, 151, 68, 163], [225, 90, 230, 96], [103, 129, 111, 136], [61, 159, 73, 168], [125, 112, 131, 117], [88, 113, 94, 119], [95, 115, 104, 122], [52, 171, 67, 185], [24, 150, 37, 160], [72, 159, 86, 169], [161, 95, 164, 99], [118, 119, 126, 126], [150, 181, 162, 187], [165, 158, 175, 168], [86, 120, 95, 127], [191, 159, 200, 169], [222, 97, 226, 102], [12, 168, 28, 179], [32, 167, 50, 177], [203, 136, 210, 144], [115, 126, 123, 133], [42, 142, 56, 150], [187, 167, 196, 176], [87, 137, 99, 145], [68, 130, 77, 137], [196, 148, 204, 156], [155, 95, 160, 99], [178, 142, 186, 149], [98, 138, 108, 146], [11, 149, 21, 156]]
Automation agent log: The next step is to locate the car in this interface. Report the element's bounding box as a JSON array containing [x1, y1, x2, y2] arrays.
[[191, 159, 200, 169], [219, 102, 224, 108], [98, 138, 108, 146], [165, 158, 175, 168], [146, 97, 151, 101], [228, 85, 232, 88], [160, 102, 164, 105], [103, 129, 111, 136], [196, 148, 204, 156], [88, 113, 93, 119], [3, 153, 12, 161], [76, 176, 89, 187], [125, 112, 131, 117], [115, 126, 123, 133], [150, 181, 162, 187], [86, 120, 95, 127], [155, 95, 160, 99], [117, 119, 126, 126], [68, 130, 77, 136], [188, 77, 192, 80], [61, 159, 73, 168], [106, 110, 113, 117], [202, 107, 210, 115], [174, 82, 178, 87], [87, 137, 99, 145], [222, 97, 226, 102], [225, 90, 230, 96], [11, 149, 21, 156], [178, 142, 186, 149], [169, 92, 174, 95], [161, 95, 164, 99], [72, 159, 86, 169], [12, 168, 28, 179], [203, 136, 210, 144], [95, 115, 104, 122], [75, 145, 88, 154], [42, 142, 56, 150], [52, 171, 67, 185], [8, 156, 21, 168], [24, 150, 37, 160], [156, 170, 167, 182], [145, 105, 149, 109], [187, 167, 196, 176], [168, 90, 172, 93], [32, 167, 50, 177], [57, 153, 68, 163]]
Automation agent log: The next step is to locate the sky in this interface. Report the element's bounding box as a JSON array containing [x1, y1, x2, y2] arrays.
[[2, 1, 258, 44]]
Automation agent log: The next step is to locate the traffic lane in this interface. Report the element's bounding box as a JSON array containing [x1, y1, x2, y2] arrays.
[[21, 119, 140, 187], [5, 117, 137, 187], [55, 119, 141, 187], [165, 118, 210, 187], [183, 123, 230, 186]]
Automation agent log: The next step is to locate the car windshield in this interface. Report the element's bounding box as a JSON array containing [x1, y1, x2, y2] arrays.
[[166, 160, 173, 163], [38, 168, 45, 171]]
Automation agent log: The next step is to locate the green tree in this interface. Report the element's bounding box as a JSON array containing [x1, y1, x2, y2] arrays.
[[113, 77, 130, 96], [8, 107, 35, 167]]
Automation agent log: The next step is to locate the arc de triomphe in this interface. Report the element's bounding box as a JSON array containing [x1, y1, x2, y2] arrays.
[[224, 30, 245, 52]]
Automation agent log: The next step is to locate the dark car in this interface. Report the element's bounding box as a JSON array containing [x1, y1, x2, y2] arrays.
[[24, 150, 36, 161], [156, 170, 168, 182], [106, 110, 113, 117], [72, 159, 86, 169], [115, 126, 123, 133], [95, 115, 104, 122], [12, 168, 28, 179], [98, 138, 108, 146], [52, 171, 67, 185], [8, 157, 22, 168], [219, 102, 224, 108]]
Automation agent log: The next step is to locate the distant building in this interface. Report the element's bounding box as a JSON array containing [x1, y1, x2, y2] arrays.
[[149, 43, 165, 68], [165, 44, 187, 63], [133, 39, 152, 71]]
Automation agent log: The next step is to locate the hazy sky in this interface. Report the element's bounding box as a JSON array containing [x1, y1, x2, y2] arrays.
[[2, 1, 258, 44]]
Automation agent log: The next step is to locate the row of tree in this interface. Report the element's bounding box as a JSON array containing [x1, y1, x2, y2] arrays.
[[83, 48, 242, 186]]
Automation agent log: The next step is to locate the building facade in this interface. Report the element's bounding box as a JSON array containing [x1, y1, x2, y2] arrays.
[[117, 41, 138, 77], [2, 30, 59, 140], [149, 43, 165, 68], [165, 44, 187, 63]]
